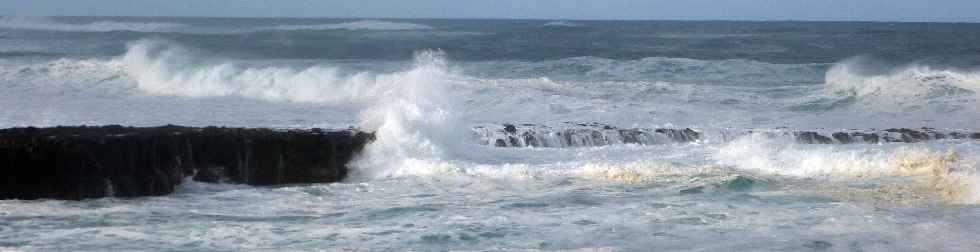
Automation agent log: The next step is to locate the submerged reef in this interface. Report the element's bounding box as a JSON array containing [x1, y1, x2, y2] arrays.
[[0, 125, 374, 200]]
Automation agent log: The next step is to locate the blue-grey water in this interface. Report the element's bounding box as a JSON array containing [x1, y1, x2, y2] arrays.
[[1, 17, 980, 251]]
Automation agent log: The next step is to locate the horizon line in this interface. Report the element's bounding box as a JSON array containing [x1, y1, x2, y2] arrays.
[[5, 15, 979, 25]]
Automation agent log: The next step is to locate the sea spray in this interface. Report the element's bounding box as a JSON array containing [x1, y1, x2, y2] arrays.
[[349, 50, 470, 180], [121, 41, 475, 180]]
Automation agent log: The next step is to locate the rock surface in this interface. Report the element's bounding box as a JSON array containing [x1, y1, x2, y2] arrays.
[[773, 128, 979, 144], [476, 123, 979, 148], [475, 123, 702, 148], [0, 125, 374, 200]]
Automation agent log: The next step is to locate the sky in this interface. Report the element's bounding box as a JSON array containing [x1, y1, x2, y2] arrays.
[[1, 0, 978, 22]]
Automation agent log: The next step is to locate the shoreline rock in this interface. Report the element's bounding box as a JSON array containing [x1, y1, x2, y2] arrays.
[[0, 125, 374, 200], [475, 123, 980, 148]]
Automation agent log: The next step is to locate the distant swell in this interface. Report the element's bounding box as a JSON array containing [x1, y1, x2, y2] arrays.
[[0, 17, 184, 32], [541, 21, 585, 28], [472, 56, 827, 84], [270, 20, 433, 31]]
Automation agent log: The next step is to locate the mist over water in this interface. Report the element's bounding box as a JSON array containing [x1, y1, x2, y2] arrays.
[[2, 17, 980, 251]]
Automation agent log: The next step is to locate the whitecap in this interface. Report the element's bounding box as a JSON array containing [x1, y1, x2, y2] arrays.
[[820, 57, 980, 112]]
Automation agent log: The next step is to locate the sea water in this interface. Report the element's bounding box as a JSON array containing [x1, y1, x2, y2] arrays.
[[1, 17, 980, 251]]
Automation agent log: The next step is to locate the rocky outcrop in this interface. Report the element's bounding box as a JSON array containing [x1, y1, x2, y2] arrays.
[[0, 125, 374, 200], [474, 123, 701, 148], [763, 128, 979, 144], [476, 123, 979, 148]]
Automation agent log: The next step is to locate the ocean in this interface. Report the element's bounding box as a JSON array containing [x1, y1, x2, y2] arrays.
[[1, 16, 980, 251]]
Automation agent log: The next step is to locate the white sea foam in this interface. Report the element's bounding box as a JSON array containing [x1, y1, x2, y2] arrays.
[[348, 50, 470, 180], [271, 20, 433, 31], [352, 153, 724, 184], [717, 134, 980, 203], [122, 39, 394, 104], [0, 16, 184, 32], [0, 57, 123, 84]]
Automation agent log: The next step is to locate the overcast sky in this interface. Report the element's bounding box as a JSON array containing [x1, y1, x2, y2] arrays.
[[2, 0, 978, 22]]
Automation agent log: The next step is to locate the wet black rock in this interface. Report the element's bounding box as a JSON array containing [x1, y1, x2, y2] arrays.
[[0, 125, 374, 200], [479, 124, 979, 147], [655, 128, 701, 142], [502, 124, 517, 134], [794, 131, 834, 144], [885, 128, 929, 142], [802, 240, 833, 250], [853, 132, 880, 144], [494, 139, 507, 147], [478, 123, 703, 148], [786, 128, 977, 144], [831, 132, 853, 144]]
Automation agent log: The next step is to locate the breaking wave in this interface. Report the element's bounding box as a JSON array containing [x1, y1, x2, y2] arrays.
[[0, 40, 471, 182], [0, 57, 121, 82], [119, 40, 472, 182], [119, 39, 461, 104], [0, 16, 184, 32], [119, 40, 468, 182], [814, 57, 980, 112], [717, 134, 980, 204], [348, 50, 470, 181], [270, 20, 433, 31]]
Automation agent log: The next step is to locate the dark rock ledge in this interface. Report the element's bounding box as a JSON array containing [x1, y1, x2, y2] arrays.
[[0, 125, 374, 200], [476, 123, 980, 148], [766, 128, 980, 144]]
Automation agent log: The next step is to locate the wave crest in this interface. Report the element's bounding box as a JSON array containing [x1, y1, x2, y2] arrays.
[[717, 134, 980, 204], [119, 40, 467, 182], [345, 50, 469, 181], [820, 57, 980, 112], [121, 39, 408, 104]]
